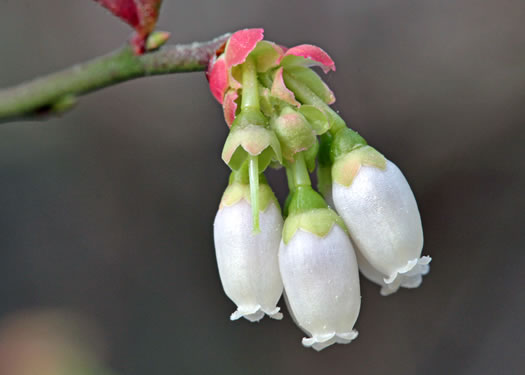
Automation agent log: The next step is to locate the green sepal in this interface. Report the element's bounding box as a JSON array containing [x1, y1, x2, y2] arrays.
[[222, 110, 282, 171], [332, 145, 387, 187], [285, 66, 335, 104], [330, 127, 368, 162], [298, 105, 330, 135], [282, 208, 347, 244], [271, 107, 316, 163], [219, 180, 279, 212]]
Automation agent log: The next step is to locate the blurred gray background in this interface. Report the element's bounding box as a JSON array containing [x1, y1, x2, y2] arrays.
[[0, 0, 524, 374]]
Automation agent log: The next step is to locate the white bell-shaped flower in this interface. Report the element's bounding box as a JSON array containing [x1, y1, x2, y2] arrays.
[[279, 208, 361, 351], [332, 146, 431, 292], [214, 182, 284, 322]]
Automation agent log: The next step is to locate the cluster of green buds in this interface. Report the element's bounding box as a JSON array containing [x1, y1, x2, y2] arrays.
[[208, 29, 431, 351]]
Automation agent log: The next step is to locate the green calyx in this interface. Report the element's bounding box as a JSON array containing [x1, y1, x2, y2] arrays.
[[282, 208, 347, 244], [332, 145, 387, 187], [220, 175, 279, 212], [219, 181, 279, 212], [330, 127, 368, 162], [221, 117, 282, 171], [287, 185, 327, 215]]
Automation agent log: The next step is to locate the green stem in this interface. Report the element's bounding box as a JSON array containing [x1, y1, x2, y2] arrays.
[[317, 133, 333, 199], [0, 33, 231, 122], [285, 166, 296, 192], [240, 56, 260, 112], [288, 152, 311, 188], [259, 72, 274, 90], [317, 164, 332, 199], [282, 70, 346, 134], [249, 155, 260, 233]]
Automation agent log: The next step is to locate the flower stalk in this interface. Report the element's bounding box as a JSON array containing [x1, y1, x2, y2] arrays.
[[288, 152, 311, 188], [240, 56, 260, 112]]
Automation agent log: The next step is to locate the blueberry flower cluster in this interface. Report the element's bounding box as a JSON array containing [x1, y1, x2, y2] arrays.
[[208, 29, 431, 351]]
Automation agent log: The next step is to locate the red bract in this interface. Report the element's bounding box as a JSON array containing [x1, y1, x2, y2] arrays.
[[94, 0, 163, 54]]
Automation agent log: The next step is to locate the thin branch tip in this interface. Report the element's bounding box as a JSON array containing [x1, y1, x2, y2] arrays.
[[0, 32, 231, 123]]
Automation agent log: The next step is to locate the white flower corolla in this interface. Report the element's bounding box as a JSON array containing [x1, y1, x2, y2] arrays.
[[355, 249, 430, 296], [279, 213, 360, 351], [214, 184, 284, 322], [332, 148, 431, 292]]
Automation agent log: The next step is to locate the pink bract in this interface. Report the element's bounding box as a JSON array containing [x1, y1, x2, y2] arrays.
[[224, 28, 264, 68], [208, 56, 228, 103], [282, 44, 336, 73], [208, 28, 263, 103], [207, 29, 337, 107], [271, 67, 300, 107]]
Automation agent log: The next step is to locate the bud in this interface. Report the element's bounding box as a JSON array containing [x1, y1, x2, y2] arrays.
[[332, 141, 431, 293], [214, 179, 284, 321]]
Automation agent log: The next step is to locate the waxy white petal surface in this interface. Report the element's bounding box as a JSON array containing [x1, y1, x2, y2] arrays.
[[333, 160, 431, 291], [214, 200, 284, 321], [279, 226, 361, 351]]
